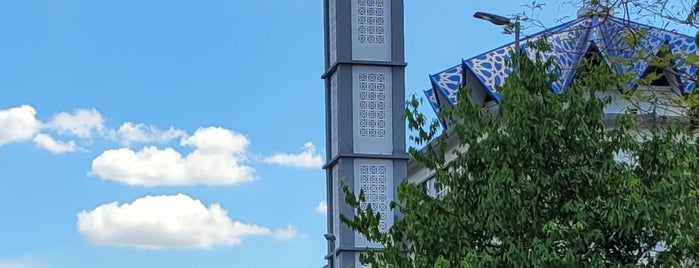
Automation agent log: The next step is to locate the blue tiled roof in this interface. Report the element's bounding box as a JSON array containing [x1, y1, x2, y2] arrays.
[[426, 15, 698, 113], [424, 88, 440, 116]]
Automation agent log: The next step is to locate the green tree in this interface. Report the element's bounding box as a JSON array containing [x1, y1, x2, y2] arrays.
[[341, 39, 699, 267]]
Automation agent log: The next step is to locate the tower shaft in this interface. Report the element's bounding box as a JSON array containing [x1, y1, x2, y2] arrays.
[[322, 0, 407, 267]]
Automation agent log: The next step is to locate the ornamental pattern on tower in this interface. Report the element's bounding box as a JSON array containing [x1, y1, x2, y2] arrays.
[[358, 72, 387, 138], [357, 0, 386, 44], [358, 163, 390, 231], [329, 0, 337, 64], [332, 166, 340, 249], [331, 74, 339, 156]]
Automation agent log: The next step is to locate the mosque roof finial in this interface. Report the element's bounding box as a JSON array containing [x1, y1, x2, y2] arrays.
[[578, 0, 611, 18]]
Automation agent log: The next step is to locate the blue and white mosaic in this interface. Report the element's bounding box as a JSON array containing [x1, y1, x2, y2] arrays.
[[429, 64, 463, 105], [463, 43, 515, 101], [428, 14, 698, 118], [524, 19, 592, 93], [668, 34, 698, 93], [424, 88, 440, 116], [597, 17, 668, 89]]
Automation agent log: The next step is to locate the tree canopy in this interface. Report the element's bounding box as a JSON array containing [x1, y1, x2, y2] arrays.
[[341, 37, 699, 267]]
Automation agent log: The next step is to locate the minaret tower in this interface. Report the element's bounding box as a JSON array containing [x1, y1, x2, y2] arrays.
[[322, 0, 407, 267]]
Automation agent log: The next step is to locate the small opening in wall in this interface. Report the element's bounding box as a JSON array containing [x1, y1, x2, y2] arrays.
[[639, 43, 683, 94], [483, 93, 497, 107], [645, 66, 670, 87], [574, 42, 612, 87]]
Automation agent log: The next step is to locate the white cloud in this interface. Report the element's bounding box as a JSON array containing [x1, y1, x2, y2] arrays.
[[179, 126, 249, 154], [0, 257, 44, 268], [90, 126, 255, 187], [315, 201, 327, 214], [112, 122, 186, 146], [32, 133, 79, 154], [47, 108, 104, 138], [273, 224, 298, 241], [0, 105, 42, 146], [263, 142, 323, 169], [77, 194, 271, 249]]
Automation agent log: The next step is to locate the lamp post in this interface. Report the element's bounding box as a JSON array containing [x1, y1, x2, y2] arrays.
[[473, 11, 520, 53]]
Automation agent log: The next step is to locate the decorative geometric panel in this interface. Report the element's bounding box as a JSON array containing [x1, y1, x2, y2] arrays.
[[356, 0, 386, 44], [358, 71, 387, 138], [359, 163, 389, 229], [332, 166, 340, 249], [329, 0, 337, 65], [596, 17, 667, 89], [463, 42, 516, 102], [592, 16, 699, 92], [351, 0, 391, 61], [430, 64, 463, 105], [353, 66, 392, 155], [354, 159, 393, 248], [430, 15, 698, 115], [423, 88, 440, 117], [523, 18, 592, 93], [463, 17, 591, 100], [668, 35, 698, 93], [331, 74, 339, 157]]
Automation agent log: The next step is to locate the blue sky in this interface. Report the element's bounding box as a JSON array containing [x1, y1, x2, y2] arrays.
[[0, 1, 634, 267]]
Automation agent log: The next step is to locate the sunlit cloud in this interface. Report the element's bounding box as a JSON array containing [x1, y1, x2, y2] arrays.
[[33, 133, 79, 154], [263, 142, 323, 169], [90, 127, 255, 187], [77, 194, 271, 249], [0, 105, 42, 146]]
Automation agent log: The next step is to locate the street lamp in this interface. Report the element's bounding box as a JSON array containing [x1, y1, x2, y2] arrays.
[[473, 11, 520, 53]]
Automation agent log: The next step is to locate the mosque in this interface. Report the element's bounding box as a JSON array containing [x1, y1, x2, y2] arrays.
[[321, 1, 698, 267]]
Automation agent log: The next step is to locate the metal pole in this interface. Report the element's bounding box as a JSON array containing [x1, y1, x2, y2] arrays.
[[513, 20, 521, 79], [514, 20, 520, 53]]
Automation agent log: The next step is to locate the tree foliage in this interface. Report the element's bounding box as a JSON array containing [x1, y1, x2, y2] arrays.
[[341, 38, 699, 267]]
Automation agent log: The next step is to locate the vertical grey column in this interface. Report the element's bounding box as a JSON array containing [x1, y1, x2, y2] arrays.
[[322, 0, 407, 267]]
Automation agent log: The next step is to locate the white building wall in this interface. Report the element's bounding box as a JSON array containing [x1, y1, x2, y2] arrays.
[[408, 85, 689, 197]]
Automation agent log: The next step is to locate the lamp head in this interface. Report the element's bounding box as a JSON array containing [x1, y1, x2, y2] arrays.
[[473, 12, 511, 26]]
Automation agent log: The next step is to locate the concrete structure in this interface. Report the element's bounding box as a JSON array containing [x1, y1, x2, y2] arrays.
[[322, 3, 698, 267], [321, 0, 407, 267]]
